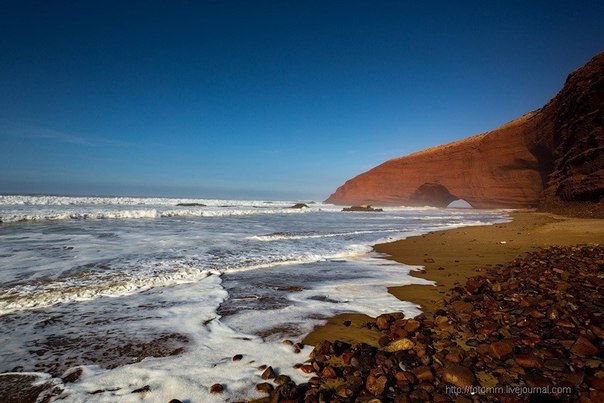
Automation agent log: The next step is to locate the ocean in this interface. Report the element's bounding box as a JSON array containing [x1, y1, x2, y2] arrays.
[[0, 195, 508, 402]]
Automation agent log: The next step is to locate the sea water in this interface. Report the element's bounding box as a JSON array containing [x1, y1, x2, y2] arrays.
[[0, 195, 509, 402]]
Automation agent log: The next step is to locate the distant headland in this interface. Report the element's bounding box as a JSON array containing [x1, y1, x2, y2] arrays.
[[326, 52, 603, 217]]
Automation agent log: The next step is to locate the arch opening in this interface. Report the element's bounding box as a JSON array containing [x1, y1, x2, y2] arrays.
[[409, 183, 458, 207], [447, 199, 473, 208]]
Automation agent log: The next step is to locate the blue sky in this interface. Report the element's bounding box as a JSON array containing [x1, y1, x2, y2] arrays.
[[1, 1, 603, 200]]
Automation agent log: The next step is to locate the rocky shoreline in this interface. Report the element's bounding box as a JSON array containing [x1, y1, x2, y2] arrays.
[[250, 244, 603, 402]]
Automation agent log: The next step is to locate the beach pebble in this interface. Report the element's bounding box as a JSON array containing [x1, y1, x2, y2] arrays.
[[570, 336, 598, 357], [382, 337, 414, 352], [261, 366, 275, 379], [255, 382, 273, 393], [274, 374, 291, 385], [488, 339, 514, 359], [439, 365, 476, 388]]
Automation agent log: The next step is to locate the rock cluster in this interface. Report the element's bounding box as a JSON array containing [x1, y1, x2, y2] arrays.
[[254, 245, 603, 402], [288, 203, 310, 209], [342, 205, 384, 212]]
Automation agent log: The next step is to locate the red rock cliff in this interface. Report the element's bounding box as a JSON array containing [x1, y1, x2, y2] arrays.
[[326, 52, 604, 209]]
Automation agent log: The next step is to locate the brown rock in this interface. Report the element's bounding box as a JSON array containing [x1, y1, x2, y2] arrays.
[[417, 381, 436, 393], [591, 325, 604, 339], [591, 377, 604, 391], [273, 381, 298, 400], [404, 319, 421, 333], [445, 349, 465, 363], [375, 314, 392, 330], [395, 371, 418, 384], [409, 388, 431, 401], [524, 373, 551, 388], [451, 300, 474, 313], [366, 374, 388, 396], [570, 336, 598, 357], [513, 354, 542, 368], [412, 365, 434, 382], [439, 365, 476, 388], [488, 339, 514, 359], [320, 365, 338, 379], [325, 52, 604, 211], [275, 375, 291, 385], [378, 335, 391, 347], [433, 393, 454, 402], [543, 359, 567, 372], [256, 382, 274, 393], [209, 383, 223, 394], [383, 338, 415, 352], [342, 351, 355, 365], [335, 384, 355, 398], [300, 364, 315, 374], [528, 310, 545, 319], [342, 204, 383, 212], [261, 366, 275, 380]]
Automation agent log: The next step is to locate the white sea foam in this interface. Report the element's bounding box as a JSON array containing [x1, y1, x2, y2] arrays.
[[0, 265, 217, 316], [247, 228, 407, 241], [0, 195, 510, 402]]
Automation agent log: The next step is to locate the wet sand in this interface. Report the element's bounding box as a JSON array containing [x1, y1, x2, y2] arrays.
[[304, 211, 604, 346]]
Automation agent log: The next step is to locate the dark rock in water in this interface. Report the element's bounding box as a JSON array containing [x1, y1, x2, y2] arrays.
[[232, 354, 243, 361], [61, 367, 83, 383], [131, 385, 151, 393], [275, 374, 291, 385], [287, 203, 309, 209], [342, 204, 383, 212], [272, 381, 299, 400], [256, 382, 274, 393], [261, 366, 275, 380], [168, 400, 183, 403], [209, 383, 224, 394], [176, 203, 206, 207]]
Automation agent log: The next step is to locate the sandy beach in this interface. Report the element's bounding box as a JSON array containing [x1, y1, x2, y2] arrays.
[[304, 211, 604, 344], [285, 210, 604, 402]]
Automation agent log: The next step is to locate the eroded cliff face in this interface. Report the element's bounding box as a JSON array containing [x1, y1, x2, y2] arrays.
[[326, 52, 603, 209]]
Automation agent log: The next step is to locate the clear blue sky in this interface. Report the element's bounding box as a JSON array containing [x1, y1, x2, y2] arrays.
[[1, 1, 602, 200]]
